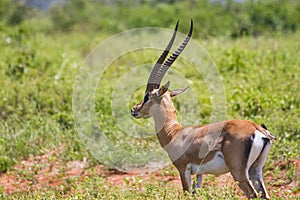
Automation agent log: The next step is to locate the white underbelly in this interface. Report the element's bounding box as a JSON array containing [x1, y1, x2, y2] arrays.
[[190, 151, 229, 175]]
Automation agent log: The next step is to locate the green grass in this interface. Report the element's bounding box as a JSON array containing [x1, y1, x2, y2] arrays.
[[0, 20, 299, 199], [1, 173, 298, 200]]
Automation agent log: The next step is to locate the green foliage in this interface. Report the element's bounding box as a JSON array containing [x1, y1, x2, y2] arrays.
[[0, 1, 299, 198], [247, 0, 299, 33], [3, 0, 300, 37], [50, 0, 90, 31], [51, 0, 299, 37], [0, 0, 28, 26], [7, 48, 35, 81]]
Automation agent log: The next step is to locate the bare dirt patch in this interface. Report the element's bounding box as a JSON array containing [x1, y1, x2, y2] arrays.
[[0, 150, 299, 198]]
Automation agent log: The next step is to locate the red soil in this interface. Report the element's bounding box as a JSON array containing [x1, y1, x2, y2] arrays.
[[0, 149, 299, 197]]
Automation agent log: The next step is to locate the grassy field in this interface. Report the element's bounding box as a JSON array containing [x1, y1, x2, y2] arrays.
[[0, 11, 300, 199]]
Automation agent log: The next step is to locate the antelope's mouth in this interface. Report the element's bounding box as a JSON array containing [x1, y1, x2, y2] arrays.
[[131, 108, 140, 118], [131, 112, 139, 118]]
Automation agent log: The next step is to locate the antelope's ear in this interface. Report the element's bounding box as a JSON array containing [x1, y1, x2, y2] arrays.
[[170, 86, 189, 97], [157, 81, 170, 97]]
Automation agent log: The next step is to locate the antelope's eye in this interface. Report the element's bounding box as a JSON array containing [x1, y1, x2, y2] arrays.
[[143, 93, 149, 103]]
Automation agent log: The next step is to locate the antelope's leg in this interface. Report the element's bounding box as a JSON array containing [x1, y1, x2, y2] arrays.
[[227, 166, 258, 199], [193, 174, 203, 189], [222, 137, 258, 199], [178, 165, 192, 192], [249, 140, 271, 199], [192, 174, 203, 194]]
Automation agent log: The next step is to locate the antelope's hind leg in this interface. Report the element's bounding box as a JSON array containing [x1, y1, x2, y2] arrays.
[[222, 137, 258, 199], [249, 139, 271, 199], [229, 169, 258, 199]]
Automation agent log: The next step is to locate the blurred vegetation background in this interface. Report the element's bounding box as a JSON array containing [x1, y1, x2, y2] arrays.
[[1, 0, 300, 37], [0, 0, 299, 190]]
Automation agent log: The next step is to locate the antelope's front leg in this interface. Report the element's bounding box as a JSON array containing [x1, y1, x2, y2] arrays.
[[178, 164, 192, 192]]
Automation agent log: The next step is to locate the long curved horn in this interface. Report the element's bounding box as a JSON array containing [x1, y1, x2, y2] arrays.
[[153, 20, 193, 88], [146, 21, 179, 92]]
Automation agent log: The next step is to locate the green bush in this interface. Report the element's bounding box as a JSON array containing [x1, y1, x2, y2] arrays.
[[43, 0, 300, 37]]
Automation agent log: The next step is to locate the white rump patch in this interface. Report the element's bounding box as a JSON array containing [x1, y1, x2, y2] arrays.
[[245, 130, 270, 182], [247, 130, 269, 170]]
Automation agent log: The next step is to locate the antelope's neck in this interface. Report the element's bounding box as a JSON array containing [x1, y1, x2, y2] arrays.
[[151, 97, 181, 148]]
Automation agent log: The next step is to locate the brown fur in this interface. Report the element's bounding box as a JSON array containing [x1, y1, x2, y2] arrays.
[[131, 89, 273, 199], [130, 21, 274, 199]]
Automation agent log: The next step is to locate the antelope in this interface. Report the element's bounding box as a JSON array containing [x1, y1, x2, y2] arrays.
[[130, 20, 276, 199]]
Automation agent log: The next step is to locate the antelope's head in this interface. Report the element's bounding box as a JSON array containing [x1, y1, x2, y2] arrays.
[[131, 20, 193, 119]]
